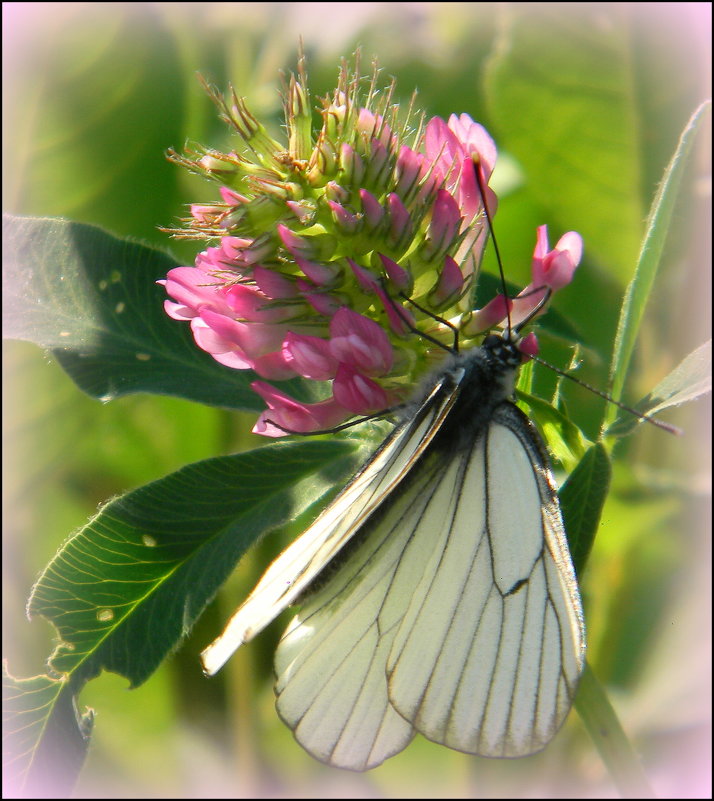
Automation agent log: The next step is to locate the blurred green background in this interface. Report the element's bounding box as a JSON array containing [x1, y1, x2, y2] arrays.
[[3, 2, 711, 797]]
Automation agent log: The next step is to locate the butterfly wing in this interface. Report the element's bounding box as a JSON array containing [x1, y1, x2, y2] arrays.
[[201, 372, 463, 676], [275, 443, 451, 769], [386, 403, 585, 757], [274, 401, 584, 769]]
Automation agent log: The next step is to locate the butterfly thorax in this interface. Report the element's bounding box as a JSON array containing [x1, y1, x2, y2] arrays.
[[431, 334, 522, 450]]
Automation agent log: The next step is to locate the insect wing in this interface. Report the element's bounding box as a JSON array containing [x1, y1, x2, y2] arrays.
[[386, 403, 585, 757], [201, 373, 463, 676], [275, 442, 450, 769], [274, 402, 584, 769]]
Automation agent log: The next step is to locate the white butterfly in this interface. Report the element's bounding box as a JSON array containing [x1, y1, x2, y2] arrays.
[[202, 331, 585, 771]]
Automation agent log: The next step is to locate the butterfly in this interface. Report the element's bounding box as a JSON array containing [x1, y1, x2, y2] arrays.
[[201, 324, 586, 771]]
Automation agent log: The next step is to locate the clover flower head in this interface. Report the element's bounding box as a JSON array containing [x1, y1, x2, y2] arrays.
[[161, 56, 581, 435]]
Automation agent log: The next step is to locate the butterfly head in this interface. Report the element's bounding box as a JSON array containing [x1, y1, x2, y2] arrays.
[[481, 332, 523, 372]]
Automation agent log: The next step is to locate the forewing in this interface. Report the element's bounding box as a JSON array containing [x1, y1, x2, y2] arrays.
[[202, 374, 462, 676], [274, 452, 449, 770], [386, 402, 585, 757]]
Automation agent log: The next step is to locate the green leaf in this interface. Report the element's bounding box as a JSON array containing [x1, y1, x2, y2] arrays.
[[559, 443, 612, 576], [26, 438, 363, 689], [607, 339, 712, 438], [605, 101, 711, 426], [517, 389, 589, 471], [1, 215, 311, 410], [2, 667, 93, 799], [485, 5, 644, 275]]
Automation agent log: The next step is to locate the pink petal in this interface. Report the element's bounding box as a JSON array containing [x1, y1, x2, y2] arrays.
[[296, 280, 343, 316], [250, 350, 298, 380], [395, 145, 428, 197], [463, 294, 512, 335], [162, 266, 226, 314], [282, 333, 338, 380], [375, 286, 415, 336], [541, 250, 578, 291], [253, 266, 299, 299], [424, 115, 498, 221], [220, 236, 254, 261], [195, 246, 238, 273], [533, 225, 550, 261], [424, 116, 461, 179], [286, 200, 315, 224], [325, 181, 350, 203], [329, 308, 394, 375], [219, 187, 246, 206], [428, 189, 461, 254], [356, 109, 393, 148], [366, 140, 390, 184], [555, 231, 584, 268], [212, 350, 256, 370], [251, 382, 349, 437], [191, 317, 250, 361], [447, 113, 497, 178], [347, 259, 380, 293], [455, 155, 497, 223], [277, 223, 316, 259], [509, 285, 549, 327], [388, 193, 412, 243], [429, 255, 464, 308], [199, 309, 287, 357], [531, 226, 582, 290], [517, 332, 540, 358], [359, 189, 385, 229], [163, 299, 196, 321], [190, 204, 218, 223], [332, 364, 389, 414], [327, 200, 360, 233], [295, 255, 341, 287], [223, 285, 297, 322], [241, 236, 274, 265], [378, 253, 412, 292]]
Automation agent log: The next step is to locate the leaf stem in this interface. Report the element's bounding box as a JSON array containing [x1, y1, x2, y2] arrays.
[[575, 661, 656, 798]]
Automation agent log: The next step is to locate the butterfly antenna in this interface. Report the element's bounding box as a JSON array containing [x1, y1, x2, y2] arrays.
[[398, 291, 460, 353], [470, 158, 679, 436], [472, 156, 513, 337], [265, 409, 393, 436], [528, 353, 683, 436], [376, 278, 458, 354]]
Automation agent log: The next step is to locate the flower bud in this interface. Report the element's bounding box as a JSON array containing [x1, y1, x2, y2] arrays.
[[359, 189, 385, 231]]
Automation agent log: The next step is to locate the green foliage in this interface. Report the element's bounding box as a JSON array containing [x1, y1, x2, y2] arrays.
[[5, 437, 366, 795], [27, 439, 363, 686], [2, 669, 94, 799], [605, 102, 712, 425], [2, 216, 313, 409], [486, 4, 644, 275], [3, 3, 710, 798], [559, 444, 612, 577]]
